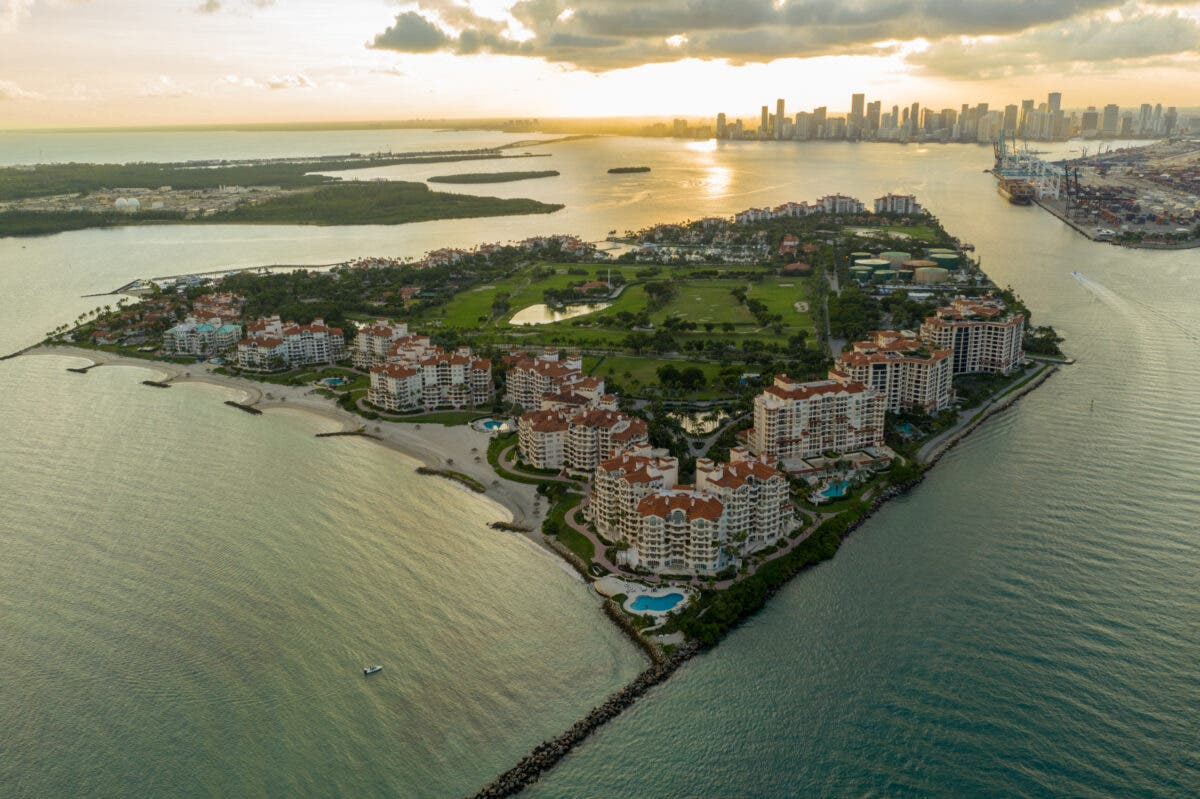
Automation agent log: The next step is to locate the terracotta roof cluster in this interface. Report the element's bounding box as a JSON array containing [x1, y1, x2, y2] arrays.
[[637, 492, 724, 523], [765, 377, 873, 400], [702, 459, 783, 489]]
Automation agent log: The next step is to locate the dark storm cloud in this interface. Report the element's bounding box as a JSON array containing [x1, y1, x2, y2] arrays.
[[368, 1, 1200, 74], [371, 10, 452, 52]]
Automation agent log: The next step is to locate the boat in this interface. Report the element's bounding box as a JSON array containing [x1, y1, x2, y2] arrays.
[[997, 177, 1034, 205], [363, 665, 382, 675]]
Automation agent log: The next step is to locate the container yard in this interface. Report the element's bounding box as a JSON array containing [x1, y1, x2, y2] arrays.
[[1037, 138, 1200, 248]]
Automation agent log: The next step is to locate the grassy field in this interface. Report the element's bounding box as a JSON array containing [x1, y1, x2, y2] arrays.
[[584, 355, 731, 399], [653, 281, 758, 326], [746, 277, 815, 330]]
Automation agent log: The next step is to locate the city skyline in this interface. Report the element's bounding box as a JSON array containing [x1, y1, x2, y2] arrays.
[[1, 0, 1199, 128]]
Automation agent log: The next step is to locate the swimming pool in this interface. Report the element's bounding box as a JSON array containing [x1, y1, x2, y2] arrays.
[[821, 480, 850, 499], [629, 592, 685, 612], [481, 420, 505, 431]]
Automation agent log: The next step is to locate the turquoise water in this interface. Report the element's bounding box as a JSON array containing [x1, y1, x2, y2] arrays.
[[821, 480, 850, 498], [629, 593, 685, 613], [481, 420, 505, 431], [1, 131, 1197, 797]]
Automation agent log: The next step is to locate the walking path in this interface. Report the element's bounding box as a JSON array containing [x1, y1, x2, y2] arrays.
[[917, 362, 1056, 463]]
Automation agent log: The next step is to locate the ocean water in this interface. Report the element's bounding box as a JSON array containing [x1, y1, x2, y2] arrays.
[[2, 131, 1198, 797]]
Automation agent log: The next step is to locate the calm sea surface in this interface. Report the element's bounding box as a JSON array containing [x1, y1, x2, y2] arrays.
[[1, 131, 1197, 797]]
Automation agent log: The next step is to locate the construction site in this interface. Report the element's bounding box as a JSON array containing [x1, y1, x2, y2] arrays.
[[991, 135, 1200, 249]]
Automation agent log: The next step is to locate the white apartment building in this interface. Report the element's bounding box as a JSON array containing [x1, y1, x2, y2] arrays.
[[920, 295, 1025, 375], [815, 194, 865, 214], [589, 446, 679, 545], [237, 316, 345, 371], [873, 194, 923, 214], [351, 321, 409, 369], [163, 318, 242, 355], [694, 448, 791, 549], [749, 376, 885, 461], [831, 330, 953, 413], [517, 407, 648, 471], [633, 490, 732, 575], [368, 344, 493, 411], [505, 350, 602, 410]]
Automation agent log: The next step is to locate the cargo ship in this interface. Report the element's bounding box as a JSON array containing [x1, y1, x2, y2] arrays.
[[997, 177, 1034, 205]]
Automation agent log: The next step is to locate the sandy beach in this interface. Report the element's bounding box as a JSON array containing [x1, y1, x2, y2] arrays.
[[35, 346, 548, 543]]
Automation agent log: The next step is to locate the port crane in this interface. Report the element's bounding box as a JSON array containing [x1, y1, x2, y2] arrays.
[[992, 130, 1064, 199]]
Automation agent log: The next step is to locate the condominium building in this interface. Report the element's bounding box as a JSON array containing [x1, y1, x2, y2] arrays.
[[236, 316, 345, 370], [517, 407, 648, 471], [590, 444, 792, 576], [351, 321, 410, 369], [748, 376, 885, 461], [368, 343, 493, 411], [831, 330, 953, 413], [505, 350, 603, 410], [633, 490, 732, 575], [694, 448, 790, 548], [920, 295, 1025, 375], [873, 194, 923, 214], [815, 194, 865, 214], [590, 445, 680, 545], [163, 317, 242, 355]]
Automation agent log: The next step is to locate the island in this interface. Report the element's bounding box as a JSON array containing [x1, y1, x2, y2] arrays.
[[37, 190, 1065, 798], [427, 170, 560, 184], [0, 151, 561, 237], [608, 166, 651, 173]]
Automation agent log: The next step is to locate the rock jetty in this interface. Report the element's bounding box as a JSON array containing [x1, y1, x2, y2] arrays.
[[470, 643, 699, 799]]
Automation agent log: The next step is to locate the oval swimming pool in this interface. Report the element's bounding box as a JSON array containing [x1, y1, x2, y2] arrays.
[[629, 592, 684, 612]]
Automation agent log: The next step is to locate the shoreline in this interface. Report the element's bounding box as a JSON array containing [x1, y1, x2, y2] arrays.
[[28, 345, 548, 538]]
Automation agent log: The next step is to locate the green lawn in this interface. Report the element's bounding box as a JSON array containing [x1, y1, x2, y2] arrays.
[[585, 354, 730, 399], [653, 281, 758, 326], [746, 277, 814, 330]]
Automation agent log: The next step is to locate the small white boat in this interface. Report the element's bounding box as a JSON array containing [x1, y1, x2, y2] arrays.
[[363, 665, 382, 676]]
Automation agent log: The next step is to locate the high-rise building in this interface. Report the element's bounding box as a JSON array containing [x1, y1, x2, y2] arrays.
[[1102, 104, 1120, 137], [776, 98, 785, 140], [1082, 106, 1100, 136], [909, 102, 920, 132], [1018, 99, 1034, 136], [812, 106, 827, 138], [1003, 104, 1018, 136], [850, 93, 865, 136], [865, 100, 881, 132], [716, 112, 727, 139], [1047, 92, 1062, 114], [760, 106, 769, 137]]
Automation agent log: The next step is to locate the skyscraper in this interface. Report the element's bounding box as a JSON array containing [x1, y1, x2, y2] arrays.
[[865, 100, 881, 133], [776, 98, 785, 140], [812, 106, 827, 138], [850, 93, 865, 137], [761, 106, 769, 137], [1047, 92, 1062, 115], [716, 112, 727, 139], [1102, 104, 1119, 136], [1003, 104, 1018, 137]]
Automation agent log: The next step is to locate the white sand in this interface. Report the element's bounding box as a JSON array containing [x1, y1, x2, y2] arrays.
[[37, 346, 546, 534]]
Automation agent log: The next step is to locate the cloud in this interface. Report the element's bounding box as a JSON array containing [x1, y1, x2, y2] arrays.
[[371, 10, 451, 52], [367, 0, 1200, 72], [909, 6, 1200, 79], [138, 75, 192, 98], [0, 78, 41, 100], [266, 72, 315, 89], [195, 0, 275, 14], [1, 0, 35, 32]]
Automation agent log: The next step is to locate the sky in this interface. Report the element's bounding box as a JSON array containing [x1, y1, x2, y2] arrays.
[[1, 0, 1198, 128]]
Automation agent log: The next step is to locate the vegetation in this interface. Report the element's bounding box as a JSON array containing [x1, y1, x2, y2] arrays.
[[214, 182, 562, 227], [0, 153, 540, 201], [415, 466, 486, 493], [607, 167, 651, 174], [427, 170, 560, 184]]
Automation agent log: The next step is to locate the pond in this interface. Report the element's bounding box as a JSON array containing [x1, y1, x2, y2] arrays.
[[509, 302, 611, 326]]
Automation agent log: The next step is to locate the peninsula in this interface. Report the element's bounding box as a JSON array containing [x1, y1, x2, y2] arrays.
[[0, 150, 562, 237], [41, 191, 1064, 797]]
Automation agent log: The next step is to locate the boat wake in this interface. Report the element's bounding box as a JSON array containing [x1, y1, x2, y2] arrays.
[[1073, 271, 1199, 343]]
